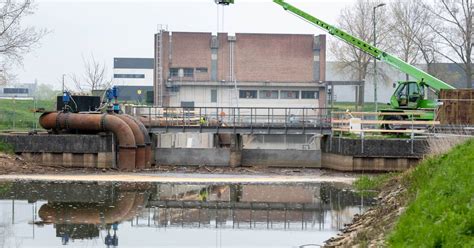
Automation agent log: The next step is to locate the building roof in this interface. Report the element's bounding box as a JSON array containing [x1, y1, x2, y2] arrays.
[[113, 58, 154, 69]]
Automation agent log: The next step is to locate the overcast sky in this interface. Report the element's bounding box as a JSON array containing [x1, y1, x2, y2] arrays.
[[15, 0, 362, 89]]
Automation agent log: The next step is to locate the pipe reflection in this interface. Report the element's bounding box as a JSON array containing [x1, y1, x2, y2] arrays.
[[0, 181, 375, 246]]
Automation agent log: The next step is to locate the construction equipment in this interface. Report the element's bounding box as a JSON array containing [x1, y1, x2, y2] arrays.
[[217, 0, 456, 122], [272, 0, 456, 122]]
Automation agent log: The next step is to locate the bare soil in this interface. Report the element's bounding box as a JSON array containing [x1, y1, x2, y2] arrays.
[[324, 175, 408, 247], [0, 152, 356, 179]]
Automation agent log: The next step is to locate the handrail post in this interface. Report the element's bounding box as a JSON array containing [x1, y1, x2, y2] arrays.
[[199, 107, 202, 132]]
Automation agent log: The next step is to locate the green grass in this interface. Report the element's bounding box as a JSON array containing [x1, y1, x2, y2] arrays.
[[0, 141, 14, 154], [388, 139, 474, 247], [354, 173, 397, 196], [354, 173, 397, 192], [0, 99, 55, 131]]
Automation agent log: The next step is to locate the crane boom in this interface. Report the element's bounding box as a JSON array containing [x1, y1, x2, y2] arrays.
[[273, 0, 455, 91]]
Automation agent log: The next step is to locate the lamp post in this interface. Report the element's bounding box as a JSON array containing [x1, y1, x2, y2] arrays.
[[373, 3, 386, 112]]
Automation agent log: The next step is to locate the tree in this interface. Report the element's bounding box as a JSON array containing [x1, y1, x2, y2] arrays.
[[0, 0, 47, 85], [330, 0, 391, 106], [71, 54, 112, 93], [36, 83, 60, 100], [390, 0, 433, 80], [425, 0, 473, 88]]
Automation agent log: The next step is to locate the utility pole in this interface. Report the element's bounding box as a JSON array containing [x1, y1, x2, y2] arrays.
[[62, 74, 65, 93], [373, 3, 386, 112]]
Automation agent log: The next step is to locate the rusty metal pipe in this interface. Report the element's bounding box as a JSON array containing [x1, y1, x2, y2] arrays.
[[39, 112, 137, 170], [125, 115, 153, 168], [116, 115, 146, 169]]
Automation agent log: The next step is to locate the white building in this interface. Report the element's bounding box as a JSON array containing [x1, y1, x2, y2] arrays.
[[113, 58, 154, 86], [0, 83, 37, 99]]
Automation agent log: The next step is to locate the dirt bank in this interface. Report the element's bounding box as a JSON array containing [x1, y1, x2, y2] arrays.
[[324, 175, 407, 247], [0, 152, 357, 182]]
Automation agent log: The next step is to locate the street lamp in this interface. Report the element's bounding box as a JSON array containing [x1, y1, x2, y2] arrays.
[[373, 3, 386, 112]]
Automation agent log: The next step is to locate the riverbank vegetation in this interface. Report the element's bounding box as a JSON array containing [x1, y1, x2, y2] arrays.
[[0, 141, 14, 154], [388, 139, 474, 247], [329, 139, 474, 247]]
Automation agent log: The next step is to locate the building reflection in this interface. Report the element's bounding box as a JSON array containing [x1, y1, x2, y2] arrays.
[[0, 181, 375, 246]]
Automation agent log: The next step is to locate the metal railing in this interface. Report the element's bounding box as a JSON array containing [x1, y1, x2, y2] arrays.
[[131, 106, 335, 132]]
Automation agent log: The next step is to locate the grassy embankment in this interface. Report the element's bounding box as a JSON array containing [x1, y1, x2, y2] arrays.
[[0, 99, 55, 130], [354, 139, 474, 246]]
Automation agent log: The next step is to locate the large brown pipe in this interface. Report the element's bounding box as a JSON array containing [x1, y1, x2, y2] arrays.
[[39, 112, 136, 170], [116, 115, 146, 169], [126, 115, 153, 168]]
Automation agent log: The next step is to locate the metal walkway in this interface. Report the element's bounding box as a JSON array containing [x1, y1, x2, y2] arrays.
[[132, 107, 334, 135]]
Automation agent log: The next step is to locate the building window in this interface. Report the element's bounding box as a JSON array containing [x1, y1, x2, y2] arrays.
[[281, 90, 300, 99], [169, 68, 179, 77], [113, 74, 145, 79], [181, 101, 195, 111], [196, 67, 208, 73], [239, 90, 257, 99], [302, 91, 319, 99], [211, 89, 217, 103], [259, 90, 279, 99], [183, 68, 194, 77], [3, 88, 28, 94]]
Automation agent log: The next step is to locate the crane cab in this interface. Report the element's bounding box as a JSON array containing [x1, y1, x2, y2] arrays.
[[389, 81, 438, 121], [391, 81, 424, 109], [215, 0, 234, 5]]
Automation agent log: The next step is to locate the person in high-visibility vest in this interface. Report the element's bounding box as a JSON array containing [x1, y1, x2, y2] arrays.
[[199, 116, 207, 126]]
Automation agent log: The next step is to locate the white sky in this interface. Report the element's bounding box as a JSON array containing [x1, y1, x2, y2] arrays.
[[15, 0, 362, 89]]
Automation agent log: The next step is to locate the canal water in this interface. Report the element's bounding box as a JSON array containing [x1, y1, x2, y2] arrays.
[[0, 181, 374, 248]]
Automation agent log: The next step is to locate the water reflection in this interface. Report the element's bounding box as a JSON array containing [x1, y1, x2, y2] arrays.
[[0, 181, 374, 248]]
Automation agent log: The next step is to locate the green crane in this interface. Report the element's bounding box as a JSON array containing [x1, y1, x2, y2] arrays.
[[217, 0, 455, 120], [273, 0, 455, 120]]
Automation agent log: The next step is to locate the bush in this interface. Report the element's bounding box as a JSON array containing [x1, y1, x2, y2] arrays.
[[0, 141, 14, 154]]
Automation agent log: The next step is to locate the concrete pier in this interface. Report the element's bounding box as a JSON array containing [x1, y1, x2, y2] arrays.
[[153, 133, 321, 168], [0, 132, 431, 172], [321, 136, 428, 172], [0, 133, 114, 168]]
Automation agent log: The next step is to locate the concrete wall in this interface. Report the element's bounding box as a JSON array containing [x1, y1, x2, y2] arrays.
[[243, 134, 320, 150], [321, 136, 428, 158], [0, 134, 114, 168], [155, 148, 231, 167], [242, 149, 321, 168], [157, 133, 215, 148], [320, 137, 428, 172], [322, 153, 419, 172]]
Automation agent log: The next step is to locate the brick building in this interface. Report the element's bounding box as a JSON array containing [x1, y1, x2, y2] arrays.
[[154, 31, 327, 108]]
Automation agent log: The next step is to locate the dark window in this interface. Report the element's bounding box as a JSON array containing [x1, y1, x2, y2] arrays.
[[239, 90, 258, 99], [302, 91, 319, 99], [259, 90, 279, 99], [3, 88, 28, 94], [183, 68, 194, 77], [181, 101, 195, 111], [113, 74, 145, 79], [196, 67, 208, 73], [211, 89, 217, 103], [169, 68, 179, 77], [281, 90, 300, 99]]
